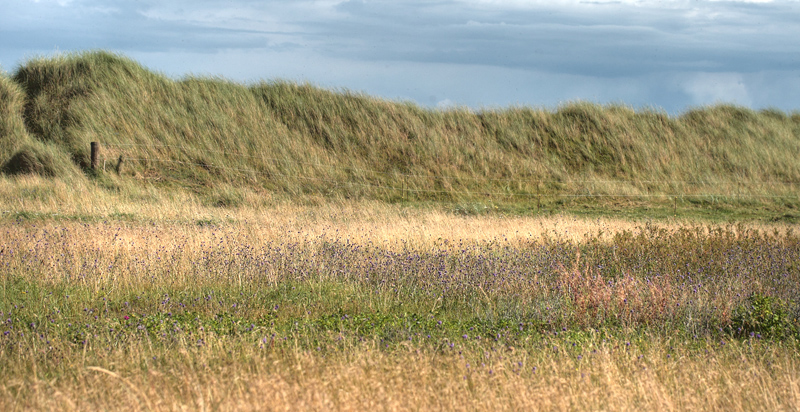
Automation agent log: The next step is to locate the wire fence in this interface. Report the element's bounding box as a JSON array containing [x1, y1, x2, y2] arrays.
[[98, 142, 800, 203]]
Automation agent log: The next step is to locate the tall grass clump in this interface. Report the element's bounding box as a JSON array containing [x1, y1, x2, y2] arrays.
[[5, 51, 800, 208], [0, 70, 27, 147], [1, 69, 75, 178]]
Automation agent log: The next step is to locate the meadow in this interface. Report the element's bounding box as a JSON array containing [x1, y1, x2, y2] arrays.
[[0, 193, 799, 410], [1, 51, 800, 410]]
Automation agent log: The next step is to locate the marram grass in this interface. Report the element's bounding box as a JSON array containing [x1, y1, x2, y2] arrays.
[[1, 51, 800, 211]]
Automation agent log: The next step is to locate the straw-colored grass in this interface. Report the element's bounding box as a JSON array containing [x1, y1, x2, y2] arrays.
[[3, 335, 797, 411], [0, 174, 795, 246]]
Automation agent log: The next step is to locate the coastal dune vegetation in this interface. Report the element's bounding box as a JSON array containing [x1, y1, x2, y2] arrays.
[[1, 51, 799, 217], [1, 51, 799, 411]]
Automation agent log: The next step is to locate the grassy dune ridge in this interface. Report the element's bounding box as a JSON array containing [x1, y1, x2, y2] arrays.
[[1, 51, 799, 211]]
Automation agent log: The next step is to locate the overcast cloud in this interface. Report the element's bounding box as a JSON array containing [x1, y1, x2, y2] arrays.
[[1, 0, 799, 113]]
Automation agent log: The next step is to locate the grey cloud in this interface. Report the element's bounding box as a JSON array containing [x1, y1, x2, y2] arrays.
[[5, 0, 798, 77], [311, 0, 800, 77], [1, 0, 798, 112], [1, 0, 286, 55]]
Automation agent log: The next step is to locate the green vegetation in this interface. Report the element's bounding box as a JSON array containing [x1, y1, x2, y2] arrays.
[[1, 51, 799, 214], [731, 293, 798, 339]]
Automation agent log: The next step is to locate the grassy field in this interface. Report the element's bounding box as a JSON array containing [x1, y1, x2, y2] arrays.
[[1, 51, 800, 411], [1, 209, 799, 410]]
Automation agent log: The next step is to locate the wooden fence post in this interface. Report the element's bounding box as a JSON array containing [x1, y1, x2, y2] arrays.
[[90, 142, 99, 170], [116, 155, 124, 175], [403, 175, 407, 202], [536, 180, 541, 212]]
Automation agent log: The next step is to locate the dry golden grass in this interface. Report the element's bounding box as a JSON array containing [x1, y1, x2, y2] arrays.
[[2, 336, 797, 412], [0, 175, 793, 249]]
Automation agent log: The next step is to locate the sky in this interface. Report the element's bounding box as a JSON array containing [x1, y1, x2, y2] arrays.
[[1, 0, 799, 114]]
